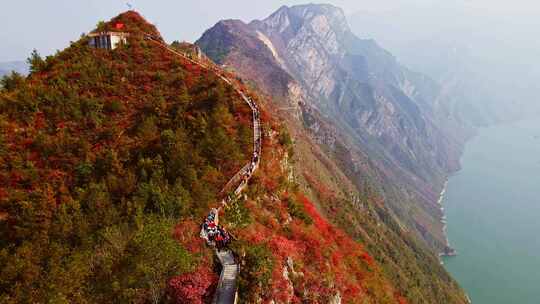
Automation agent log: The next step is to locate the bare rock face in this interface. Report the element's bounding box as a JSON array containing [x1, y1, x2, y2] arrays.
[[329, 292, 342, 304], [196, 3, 465, 251], [252, 5, 348, 101], [250, 4, 463, 182]]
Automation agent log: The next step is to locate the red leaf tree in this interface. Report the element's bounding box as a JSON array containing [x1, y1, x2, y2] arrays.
[[168, 265, 218, 304]]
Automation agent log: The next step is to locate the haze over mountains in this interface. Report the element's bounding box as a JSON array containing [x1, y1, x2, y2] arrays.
[[0, 61, 27, 77], [349, 1, 540, 126]]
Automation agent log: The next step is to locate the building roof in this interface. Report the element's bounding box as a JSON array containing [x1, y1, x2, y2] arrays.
[[88, 32, 130, 37]]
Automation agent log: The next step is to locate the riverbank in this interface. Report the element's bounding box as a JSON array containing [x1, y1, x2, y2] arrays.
[[442, 119, 540, 304], [437, 180, 457, 257]]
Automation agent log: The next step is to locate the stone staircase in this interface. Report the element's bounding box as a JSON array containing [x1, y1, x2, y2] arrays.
[[145, 35, 261, 304], [213, 250, 240, 304]]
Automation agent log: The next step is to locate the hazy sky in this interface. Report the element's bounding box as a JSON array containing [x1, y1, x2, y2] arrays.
[[1, 0, 539, 61]]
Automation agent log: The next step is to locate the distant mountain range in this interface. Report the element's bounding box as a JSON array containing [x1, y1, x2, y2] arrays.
[[348, 4, 540, 126], [0, 61, 28, 77]]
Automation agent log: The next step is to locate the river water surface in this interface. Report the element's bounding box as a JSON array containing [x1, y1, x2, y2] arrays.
[[442, 119, 540, 304]]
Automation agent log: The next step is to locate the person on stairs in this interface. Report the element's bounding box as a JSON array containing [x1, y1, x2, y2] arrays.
[[215, 233, 224, 251]]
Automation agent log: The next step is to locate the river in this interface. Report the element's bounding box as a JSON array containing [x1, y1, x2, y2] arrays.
[[442, 119, 540, 304]]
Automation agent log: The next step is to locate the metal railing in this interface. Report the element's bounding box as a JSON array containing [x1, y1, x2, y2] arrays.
[[145, 35, 262, 304]]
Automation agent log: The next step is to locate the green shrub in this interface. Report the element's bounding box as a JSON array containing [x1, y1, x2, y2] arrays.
[[223, 195, 252, 228], [232, 242, 274, 302], [287, 196, 313, 225]]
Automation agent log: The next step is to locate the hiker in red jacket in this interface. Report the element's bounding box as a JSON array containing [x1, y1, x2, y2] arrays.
[[215, 234, 224, 251]]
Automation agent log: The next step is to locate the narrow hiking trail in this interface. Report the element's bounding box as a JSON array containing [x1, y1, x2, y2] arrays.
[[145, 35, 262, 304]]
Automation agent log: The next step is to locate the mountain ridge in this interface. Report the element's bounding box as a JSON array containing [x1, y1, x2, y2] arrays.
[[1, 10, 420, 304], [197, 3, 466, 252], [197, 3, 469, 303]]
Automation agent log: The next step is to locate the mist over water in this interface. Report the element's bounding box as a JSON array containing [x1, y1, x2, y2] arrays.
[[442, 119, 540, 304]]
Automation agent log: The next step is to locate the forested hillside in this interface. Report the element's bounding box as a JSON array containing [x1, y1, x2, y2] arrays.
[[196, 4, 469, 303], [0, 11, 254, 303], [0, 11, 415, 304]]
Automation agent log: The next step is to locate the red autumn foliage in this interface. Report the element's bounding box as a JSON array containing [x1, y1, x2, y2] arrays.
[[331, 250, 344, 267], [270, 235, 300, 258], [270, 264, 294, 303], [263, 177, 278, 192], [47, 169, 66, 181], [9, 171, 23, 187], [360, 252, 375, 266], [241, 222, 268, 244], [0, 187, 7, 201], [260, 108, 272, 124], [343, 283, 362, 299], [21, 138, 33, 148], [168, 265, 218, 304], [173, 220, 204, 254], [396, 294, 409, 304], [297, 193, 330, 232], [303, 172, 336, 201], [0, 9, 414, 302], [34, 112, 45, 129]]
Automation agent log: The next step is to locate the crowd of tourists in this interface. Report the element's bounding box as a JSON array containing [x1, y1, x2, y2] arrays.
[[247, 96, 261, 168], [200, 208, 231, 251]]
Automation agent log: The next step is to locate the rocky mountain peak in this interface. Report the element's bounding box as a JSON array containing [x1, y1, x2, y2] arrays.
[[198, 3, 465, 258], [214, 19, 249, 32], [254, 4, 350, 46]]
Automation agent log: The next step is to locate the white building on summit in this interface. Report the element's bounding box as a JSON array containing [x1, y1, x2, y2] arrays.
[[88, 31, 129, 50]]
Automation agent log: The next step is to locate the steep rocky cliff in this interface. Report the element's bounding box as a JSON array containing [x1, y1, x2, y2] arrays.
[[197, 3, 466, 254], [349, 5, 540, 128], [197, 3, 470, 303]]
